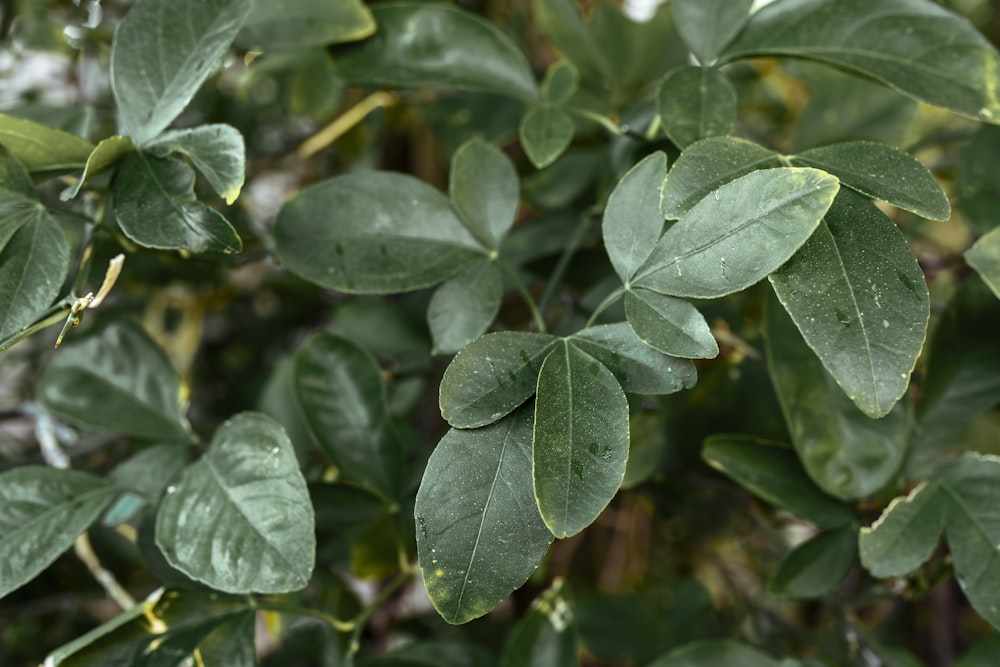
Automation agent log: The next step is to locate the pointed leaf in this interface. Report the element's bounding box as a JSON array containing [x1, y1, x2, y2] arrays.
[[570, 322, 697, 395], [671, 0, 754, 64], [540, 60, 580, 106], [636, 168, 839, 299], [791, 140, 950, 220], [440, 331, 558, 428], [428, 260, 504, 356], [520, 107, 575, 169], [37, 321, 191, 440], [768, 525, 857, 599], [236, 0, 374, 51], [112, 151, 242, 254], [415, 409, 553, 624], [624, 289, 717, 359], [501, 581, 577, 667], [721, 0, 1000, 124], [770, 190, 930, 418], [966, 227, 1000, 300], [60, 135, 133, 201], [111, 0, 251, 144], [0, 467, 118, 599], [156, 412, 315, 593], [859, 482, 944, 578], [532, 0, 614, 86], [602, 152, 667, 283], [147, 124, 246, 205], [648, 640, 781, 667], [449, 138, 519, 248], [533, 341, 629, 538], [273, 171, 484, 293], [0, 113, 93, 174], [657, 66, 737, 148]]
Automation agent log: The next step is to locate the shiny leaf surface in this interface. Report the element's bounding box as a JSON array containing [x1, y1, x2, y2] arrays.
[[657, 66, 737, 148], [624, 288, 718, 359], [602, 152, 667, 283]]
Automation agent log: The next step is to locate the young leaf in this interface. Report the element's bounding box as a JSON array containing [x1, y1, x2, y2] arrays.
[[440, 331, 558, 429], [721, 0, 1000, 124], [768, 525, 857, 599], [769, 190, 930, 419], [415, 409, 553, 624], [449, 138, 520, 248], [966, 227, 1000, 300], [146, 124, 246, 205], [501, 581, 577, 667], [540, 60, 580, 106], [235, 0, 374, 51], [427, 260, 504, 356], [0, 467, 118, 599], [602, 152, 667, 284], [671, 0, 754, 64], [533, 341, 629, 538], [333, 2, 538, 102], [657, 66, 737, 148], [520, 107, 575, 170], [112, 151, 242, 254], [0, 113, 94, 174], [624, 288, 718, 360], [60, 135, 134, 201], [273, 171, 485, 293], [156, 412, 315, 594], [648, 640, 781, 667], [635, 168, 839, 299], [858, 482, 945, 578], [110, 0, 252, 144], [37, 321, 192, 440], [790, 140, 950, 221]]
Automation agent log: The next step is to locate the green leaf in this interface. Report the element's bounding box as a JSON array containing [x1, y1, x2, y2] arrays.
[[0, 467, 118, 599], [769, 190, 930, 419], [110, 0, 251, 144], [532, 0, 614, 88], [156, 412, 315, 594], [112, 151, 242, 254], [661, 136, 778, 219], [146, 124, 246, 205], [721, 0, 1000, 124], [790, 141, 950, 220], [671, 0, 754, 64], [42, 599, 151, 666], [415, 408, 553, 624], [236, 0, 374, 51], [501, 581, 577, 667], [60, 135, 134, 201], [657, 66, 737, 148], [764, 296, 906, 500], [428, 260, 504, 356], [702, 435, 856, 529], [636, 168, 839, 299], [294, 332, 402, 499], [333, 2, 538, 102], [957, 635, 1000, 667], [648, 640, 780, 667], [602, 152, 667, 283], [570, 322, 697, 395], [768, 525, 857, 599], [966, 227, 1000, 300], [520, 107, 575, 170], [449, 138, 519, 248], [0, 113, 94, 174], [191, 611, 256, 667], [533, 341, 629, 538], [106, 444, 189, 523], [858, 482, 944, 578], [440, 331, 558, 429], [540, 60, 580, 106], [624, 288, 718, 359], [37, 321, 191, 440], [273, 171, 484, 293]]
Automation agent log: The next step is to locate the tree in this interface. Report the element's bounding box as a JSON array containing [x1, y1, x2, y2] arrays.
[[2, 0, 1000, 665]]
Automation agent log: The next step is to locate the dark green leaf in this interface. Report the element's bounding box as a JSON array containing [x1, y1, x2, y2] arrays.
[[859, 482, 944, 578], [671, 0, 754, 64], [625, 288, 718, 359], [428, 260, 503, 356], [501, 581, 576, 667], [111, 0, 251, 144], [520, 107, 575, 169], [622, 411, 669, 489], [532, 0, 613, 87], [657, 66, 737, 148], [146, 124, 246, 205], [156, 412, 315, 593], [334, 2, 538, 102], [60, 135, 134, 201], [602, 152, 667, 283], [236, 0, 374, 51], [106, 444, 189, 524], [966, 227, 1000, 299], [415, 409, 553, 624], [722, 0, 1000, 123], [541, 60, 580, 106], [534, 341, 629, 538], [0, 113, 93, 174], [38, 321, 191, 440], [273, 171, 484, 293], [957, 635, 1000, 667], [0, 467, 118, 599], [769, 190, 930, 418], [42, 601, 150, 666], [194, 611, 256, 667], [791, 140, 949, 220], [768, 525, 857, 599], [112, 151, 242, 254], [440, 331, 558, 428], [956, 124, 1000, 234], [449, 138, 519, 248], [648, 640, 780, 667], [661, 136, 778, 219]]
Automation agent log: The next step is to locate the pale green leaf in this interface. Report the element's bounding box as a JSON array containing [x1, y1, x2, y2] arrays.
[[648, 640, 781, 667], [657, 66, 737, 148], [624, 288, 718, 359], [449, 138, 519, 248], [60, 135, 133, 201], [671, 0, 754, 64], [0, 113, 93, 174], [520, 107, 575, 169], [540, 60, 580, 106], [602, 152, 667, 283], [768, 525, 857, 599], [236, 0, 374, 51], [428, 260, 504, 356], [859, 482, 944, 578], [147, 124, 246, 205], [966, 227, 1000, 300]]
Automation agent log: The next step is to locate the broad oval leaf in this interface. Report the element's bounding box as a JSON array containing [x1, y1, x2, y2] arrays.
[[111, 0, 252, 144], [570, 322, 697, 395], [333, 2, 538, 102], [428, 260, 504, 356], [533, 341, 629, 538], [112, 151, 242, 254], [791, 140, 950, 221], [236, 0, 374, 51], [0, 113, 93, 174], [0, 467, 118, 599], [147, 124, 246, 205], [770, 190, 929, 419], [966, 226, 1000, 300], [624, 289, 718, 360], [449, 138, 520, 248], [540, 60, 580, 106], [520, 107, 575, 170], [768, 525, 857, 600], [440, 331, 558, 429], [636, 168, 839, 299], [671, 0, 754, 64], [657, 66, 737, 148], [415, 409, 553, 624], [37, 321, 191, 440], [273, 171, 484, 293], [721, 0, 1000, 124], [648, 640, 780, 667], [859, 482, 944, 578], [156, 412, 315, 594], [602, 152, 667, 283]]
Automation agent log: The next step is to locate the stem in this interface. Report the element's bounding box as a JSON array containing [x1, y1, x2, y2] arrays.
[[585, 286, 626, 328], [252, 599, 354, 633], [74, 534, 136, 611], [537, 213, 593, 317], [0, 308, 71, 354], [568, 108, 625, 136], [498, 260, 547, 333], [345, 569, 414, 666], [297, 91, 399, 158]]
